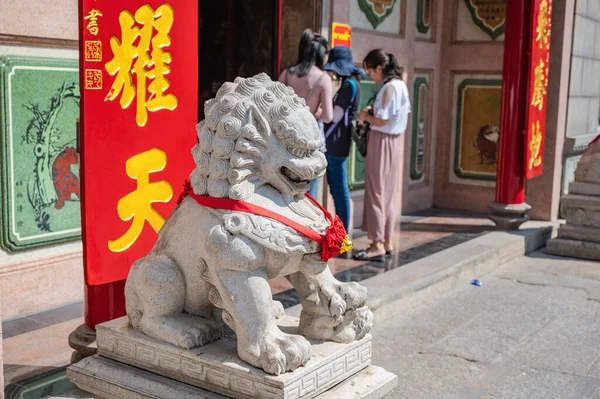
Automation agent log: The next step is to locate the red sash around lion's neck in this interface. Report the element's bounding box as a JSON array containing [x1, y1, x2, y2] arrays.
[[177, 180, 352, 261]]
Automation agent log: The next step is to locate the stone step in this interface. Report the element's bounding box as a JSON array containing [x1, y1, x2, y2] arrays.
[[561, 194, 600, 227], [561, 193, 600, 208], [569, 181, 600, 197], [315, 366, 397, 399], [557, 223, 600, 243], [546, 238, 600, 261]]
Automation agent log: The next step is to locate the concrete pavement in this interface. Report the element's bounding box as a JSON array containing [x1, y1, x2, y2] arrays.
[[372, 250, 600, 399]]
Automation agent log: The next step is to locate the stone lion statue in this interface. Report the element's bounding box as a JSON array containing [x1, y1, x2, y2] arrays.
[[125, 73, 373, 375]]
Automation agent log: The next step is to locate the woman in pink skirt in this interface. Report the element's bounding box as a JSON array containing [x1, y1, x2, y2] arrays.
[[353, 49, 411, 261]]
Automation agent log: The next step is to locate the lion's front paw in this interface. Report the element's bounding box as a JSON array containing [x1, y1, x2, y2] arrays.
[[324, 281, 368, 320], [331, 305, 373, 343], [299, 305, 373, 343], [239, 330, 312, 375], [335, 281, 368, 311]]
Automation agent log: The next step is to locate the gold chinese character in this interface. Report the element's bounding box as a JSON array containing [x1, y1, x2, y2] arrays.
[[84, 9, 103, 35], [529, 120, 543, 170], [108, 148, 173, 252], [85, 41, 102, 62], [85, 69, 102, 90], [536, 0, 552, 50], [105, 4, 178, 127], [531, 59, 547, 111]]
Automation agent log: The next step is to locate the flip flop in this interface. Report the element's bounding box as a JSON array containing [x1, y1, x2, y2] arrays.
[[353, 249, 385, 262]]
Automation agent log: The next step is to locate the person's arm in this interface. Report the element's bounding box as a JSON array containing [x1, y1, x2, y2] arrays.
[[359, 113, 388, 127], [358, 84, 395, 126], [319, 74, 334, 123]]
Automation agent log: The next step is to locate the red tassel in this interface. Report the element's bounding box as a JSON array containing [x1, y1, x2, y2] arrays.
[[321, 215, 347, 261], [177, 179, 193, 205]]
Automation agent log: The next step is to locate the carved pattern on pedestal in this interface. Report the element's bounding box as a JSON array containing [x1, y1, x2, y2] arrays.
[[284, 343, 371, 399], [564, 207, 600, 227], [68, 371, 133, 399], [97, 329, 372, 399]]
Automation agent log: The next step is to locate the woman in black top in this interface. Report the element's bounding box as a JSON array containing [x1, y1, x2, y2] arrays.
[[322, 46, 362, 232]]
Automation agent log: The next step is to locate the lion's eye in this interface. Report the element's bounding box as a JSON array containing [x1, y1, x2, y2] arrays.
[[286, 145, 307, 158]]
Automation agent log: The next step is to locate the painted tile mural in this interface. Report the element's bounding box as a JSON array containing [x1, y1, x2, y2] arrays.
[[351, 0, 403, 34], [410, 73, 430, 183], [450, 74, 502, 185], [455, 0, 506, 42], [348, 76, 382, 190], [0, 57, 81, 251], [416, 0, 434, 40]]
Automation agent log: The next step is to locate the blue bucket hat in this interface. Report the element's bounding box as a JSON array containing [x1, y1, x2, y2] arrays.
[[324, 46, 363, 77]]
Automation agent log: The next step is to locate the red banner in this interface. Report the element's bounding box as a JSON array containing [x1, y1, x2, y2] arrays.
[[79, 0, 198, 285], [525, 0, 552, 179], [331, 23, 352, 48]]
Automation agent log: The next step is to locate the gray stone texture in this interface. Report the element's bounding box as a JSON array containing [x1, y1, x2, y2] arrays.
[[315, 366, 397, 399], [68, 357, 395, 399], [550, 137, 600, 260], [92, 315, 373, 399], [368, 251, 600, 398], [571, 181, 600, 196], [547, 238, 600, 260]]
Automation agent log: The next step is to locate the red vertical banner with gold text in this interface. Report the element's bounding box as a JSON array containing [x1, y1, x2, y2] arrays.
[[79, 1, 198, 285], [525, 0, 552, 179]]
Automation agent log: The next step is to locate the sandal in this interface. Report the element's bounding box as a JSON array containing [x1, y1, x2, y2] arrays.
[[385, 250, 393, 257], [353, 249, 385, 262]]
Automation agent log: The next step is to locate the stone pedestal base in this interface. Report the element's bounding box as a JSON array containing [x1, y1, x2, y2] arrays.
[[68, 323, 97, 363], [547, 182, 600, 261], [68, 356, 396, 399], [547, 238, 600, 261], [488, 202, 531, 230], [67, 315, 397, 399]]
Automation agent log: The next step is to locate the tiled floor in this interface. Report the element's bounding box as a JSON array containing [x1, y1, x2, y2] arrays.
[[2, 208, 495, 398]]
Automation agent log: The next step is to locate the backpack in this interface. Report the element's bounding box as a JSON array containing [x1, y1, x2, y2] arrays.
[[324, 78, 357, 139]]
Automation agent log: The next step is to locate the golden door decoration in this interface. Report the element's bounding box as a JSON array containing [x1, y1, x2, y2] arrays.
[[454, 78, 502, 181]]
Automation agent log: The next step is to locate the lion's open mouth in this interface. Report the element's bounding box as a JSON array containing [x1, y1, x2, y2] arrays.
[[281, 166, 311, 188]]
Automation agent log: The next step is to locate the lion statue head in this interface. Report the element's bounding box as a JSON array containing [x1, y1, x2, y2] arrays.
[[190, 73, 327, 202]]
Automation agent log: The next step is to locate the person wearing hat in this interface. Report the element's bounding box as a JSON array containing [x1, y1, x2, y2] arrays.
[[322, 46, 362, 233]]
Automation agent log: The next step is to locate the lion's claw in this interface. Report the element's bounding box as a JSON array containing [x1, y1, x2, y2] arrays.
[[240, 330, 311, 376]]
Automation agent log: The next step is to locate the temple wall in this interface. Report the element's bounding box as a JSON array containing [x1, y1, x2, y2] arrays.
[[323, 0, 573, 223], [431, 0, 504, 213], [0, 0, 82, 320], [0, 0, 78, 41]]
